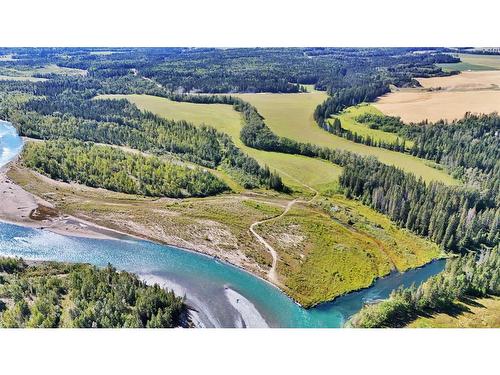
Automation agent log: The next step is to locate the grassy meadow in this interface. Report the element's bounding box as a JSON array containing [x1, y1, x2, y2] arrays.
[[332, 104, 414, 148], [408, 296, 500, 328], [8, 163, 441, 308], [97, 94, 343, 192], [438, 53, 500, 72], [256, 195, 442, 307], [0, 64, 86, 79], [235, 92, 457, 185]]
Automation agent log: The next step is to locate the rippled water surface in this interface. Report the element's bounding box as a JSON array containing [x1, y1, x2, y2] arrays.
[[0, 121, 445, 327]]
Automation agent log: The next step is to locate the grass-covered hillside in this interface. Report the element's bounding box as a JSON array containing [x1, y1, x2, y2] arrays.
[[96, 94, 343, 192], [0, 257, 185, 328], [256, 195, 442, 307]]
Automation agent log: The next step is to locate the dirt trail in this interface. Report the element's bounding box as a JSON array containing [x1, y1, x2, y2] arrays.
[[249, 173, 319, 285]]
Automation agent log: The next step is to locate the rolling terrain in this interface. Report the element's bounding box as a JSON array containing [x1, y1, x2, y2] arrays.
[[1, 47, 497, 326], [97, 94, 343, 192], [233, 92, 457, 185], [99, 92, 457, 186]]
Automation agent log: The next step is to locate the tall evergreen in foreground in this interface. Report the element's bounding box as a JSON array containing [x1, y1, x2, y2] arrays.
[[0, 257, 185, 328]]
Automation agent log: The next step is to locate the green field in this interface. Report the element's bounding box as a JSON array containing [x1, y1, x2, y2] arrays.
[[98, 92, 457, 186], [333, 104, 414, 148], [0, 75, 47, 82], [408, 296, 500, 328], [439, 53, 500, 72], [257, 195, 442, 307], [437, 62, 496, 72], [234, 93, 457, 185], [97, 94, 343, 191], [0, 64, 86, 79]]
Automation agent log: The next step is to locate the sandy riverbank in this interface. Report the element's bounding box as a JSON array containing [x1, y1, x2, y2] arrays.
[[0, 162, 132, 240]]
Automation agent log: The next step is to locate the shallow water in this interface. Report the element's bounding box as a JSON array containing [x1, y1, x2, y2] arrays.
[[0, 120, 23, 167], [0, 120, 445, 327]]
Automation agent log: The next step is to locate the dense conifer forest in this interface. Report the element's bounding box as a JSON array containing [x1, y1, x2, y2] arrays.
[[22, 140, 229, 198], [0, 48, 498, 327], [0, 257, 185, 328]]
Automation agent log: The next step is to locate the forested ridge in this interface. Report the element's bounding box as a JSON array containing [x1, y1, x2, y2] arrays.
[[0, 257, 185, 328], [0, 85, 285, 191], [23, 140, 229, 198]]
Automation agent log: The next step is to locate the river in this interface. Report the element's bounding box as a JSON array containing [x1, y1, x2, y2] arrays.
[[0, 120, 445, 327]]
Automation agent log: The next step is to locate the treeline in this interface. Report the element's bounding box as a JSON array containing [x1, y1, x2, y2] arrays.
[[0, 91, 285, 191], [0, 257, 185, 328], [351, 247, 500, 328], [321, 116, 408, 152], [232, 92, 499, 256], [314, 81, 390, 125], [356, 112, 500, 196], [310, 82, 417, 152], [23, 140, 229, 198], [339, 157, 499, 253]]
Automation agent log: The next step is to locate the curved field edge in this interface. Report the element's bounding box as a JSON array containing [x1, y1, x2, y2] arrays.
[[102, 92, 457, 186], [233, 92, 458, 186], [96, 94, 343, 192]]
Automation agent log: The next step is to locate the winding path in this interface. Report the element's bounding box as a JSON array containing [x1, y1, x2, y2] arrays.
[[249, 177, 319, 285]]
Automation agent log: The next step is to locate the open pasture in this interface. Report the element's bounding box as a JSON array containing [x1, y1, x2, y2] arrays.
[[97, 94, 343, 191], [235, 93, 457, 185], [333, 104, 413, 148]]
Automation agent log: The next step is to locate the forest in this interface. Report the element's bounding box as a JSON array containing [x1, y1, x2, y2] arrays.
[[0, 48, 498, 328], [0, 257, 185, 328], [351, 246, 500, 328], [339, 157, 499, 253], [0, 87, 285, 191], [22, 140, 229, 198], [354, 112, 500, 190]]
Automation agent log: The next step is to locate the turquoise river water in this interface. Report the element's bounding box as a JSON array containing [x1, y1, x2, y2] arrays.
[[0, 120, 445, 327]]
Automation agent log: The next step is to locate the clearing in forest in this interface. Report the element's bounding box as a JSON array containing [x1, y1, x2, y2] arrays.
[[438, 53, 500, 72], [0, 64, 86, 80], [235, 92, 457, 185], [97, 94, 343, 192], [332, 104, 414, 148]]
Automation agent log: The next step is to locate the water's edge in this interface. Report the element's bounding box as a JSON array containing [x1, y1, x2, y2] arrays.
[[0, 120, 446, 328]]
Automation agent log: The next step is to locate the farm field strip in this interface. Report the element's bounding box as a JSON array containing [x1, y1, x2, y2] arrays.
[[234, 93, 457, 185], [332, 104, 414, 147], [374, 71, 500, 123]]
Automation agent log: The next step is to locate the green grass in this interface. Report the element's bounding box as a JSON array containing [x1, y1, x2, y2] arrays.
[[97, 94, 343, 191], [0, 75, 47, 82], [455, 53, 500, 70], [0, 64, 86, 80], [257, 195, 442, 307], [235, 92, 458, 185], [408, 296, 500, 328], [437, 62, 496, 72], [439, 53, 500, 71], [332, 103, 414, 148]]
